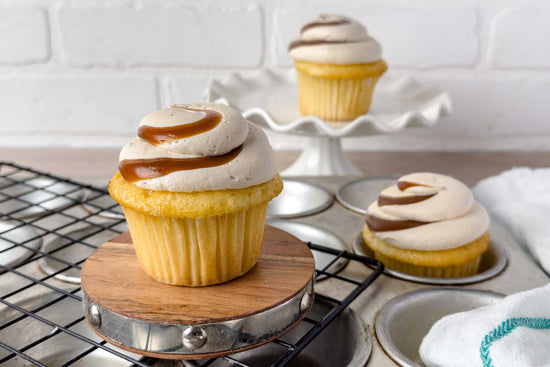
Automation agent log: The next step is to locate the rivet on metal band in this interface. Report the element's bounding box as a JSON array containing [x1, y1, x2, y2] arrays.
[[89, 304, 101, 328], [182, 326, 208, 350]]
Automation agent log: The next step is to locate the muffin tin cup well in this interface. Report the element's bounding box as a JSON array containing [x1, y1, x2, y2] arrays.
[[0, 220, 42, 270], [267, 179, 334, 219], [182, 297, 372, 367], [335, 177, 397, 215], [79, 190, 125, 220], [0, 177, 85, 219], [266, 220, 348, 280], [38, 225, 127, 284], [352, 220, 508, 285], [376, 288, 504, 367]]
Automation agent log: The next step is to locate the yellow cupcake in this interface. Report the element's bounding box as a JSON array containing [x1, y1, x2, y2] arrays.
[[294, 60, 387, 122], [109, 103, 283, 286], [289, 15, 387, 122], [110, 172, 282, 286], [362, 225, 489, 277], [363, 172, 490, 278]]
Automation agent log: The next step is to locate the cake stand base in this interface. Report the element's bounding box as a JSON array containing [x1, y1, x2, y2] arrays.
[[81, 226, 315, 360], [282, 136, 362, 176]]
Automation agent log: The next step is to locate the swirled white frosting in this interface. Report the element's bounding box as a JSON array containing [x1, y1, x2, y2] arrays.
[[140, 103, 249, 157], [118, 103, 277, 192], [289, 14, 382, 64], [366, 173, 489, 251]]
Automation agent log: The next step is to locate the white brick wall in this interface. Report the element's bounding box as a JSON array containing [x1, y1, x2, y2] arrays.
[[0, 0, 549, 151], [58, 3, 263, 67], [0, 75, 158, 134], [488, 8, 550, 69], [0, 6, 49, 64]]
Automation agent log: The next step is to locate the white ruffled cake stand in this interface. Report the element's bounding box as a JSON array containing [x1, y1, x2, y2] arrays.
[[207, 69, 451, 176]]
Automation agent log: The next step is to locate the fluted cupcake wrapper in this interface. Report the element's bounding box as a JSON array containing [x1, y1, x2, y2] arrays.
[[296, 71, 382, 122], [372, 250, 482, 278], [122, 202, 269, 286]]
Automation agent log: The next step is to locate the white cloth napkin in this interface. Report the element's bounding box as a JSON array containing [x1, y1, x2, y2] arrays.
[[420, 284, 550, 367], [472, 167, 550, 274]]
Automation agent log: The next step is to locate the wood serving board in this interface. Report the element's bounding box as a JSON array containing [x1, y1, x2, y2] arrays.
[[81, 225, 315, 326]]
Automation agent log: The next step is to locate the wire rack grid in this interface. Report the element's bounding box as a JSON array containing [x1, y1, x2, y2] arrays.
[[0, 161, 383, 367]]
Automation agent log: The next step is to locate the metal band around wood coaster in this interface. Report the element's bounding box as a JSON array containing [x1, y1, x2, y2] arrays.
[[81, 226, 316, 359]]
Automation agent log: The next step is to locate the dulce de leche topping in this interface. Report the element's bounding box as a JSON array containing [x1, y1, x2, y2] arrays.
[[137, 107, 222, 146], [300, 17, 351, 33], [118, 103, 277, 192], [119, 146, 243, 183], [365, 173, 489, 251]]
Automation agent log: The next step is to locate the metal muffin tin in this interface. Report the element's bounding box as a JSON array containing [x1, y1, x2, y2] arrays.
[[3, 168, 549, 367], [352, 221, 508, 285], [0, 220, 42, 269], [267, 220, 348, 279], [0, 177, 85, 219], [267, 179, 333, 219], [335, 177, 397, 215], [376, 288, 504, 367]]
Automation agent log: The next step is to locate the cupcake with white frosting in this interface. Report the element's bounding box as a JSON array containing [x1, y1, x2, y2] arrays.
[[109, 103, 283, 286], [289, 14, 387, 122], [362, 173, 490, 277]]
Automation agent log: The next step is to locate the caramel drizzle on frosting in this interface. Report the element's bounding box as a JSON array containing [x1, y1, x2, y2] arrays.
[[300, 18, 350, 33], [366, 214, 428, 232], [289, 17, 352, 51], [378, 180, 437, 206], [288, 39, 348, 51], [378, 193, 436, 206], [397, 180, 428, 191], [367, 179, 439, 231], [119, 145, 243, 183], [138, 107, 222, 146]]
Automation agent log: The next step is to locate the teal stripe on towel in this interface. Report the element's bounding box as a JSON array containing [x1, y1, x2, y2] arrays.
[[480, 317, 550, 367]]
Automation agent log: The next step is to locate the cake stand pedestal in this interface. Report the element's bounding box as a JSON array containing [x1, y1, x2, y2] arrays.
[[283, 136, 361, 176], [208, 69, 452, 176]]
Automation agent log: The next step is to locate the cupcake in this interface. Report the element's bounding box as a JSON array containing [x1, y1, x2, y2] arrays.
[[288, 14, 387, 122], [362, 173, 490, 277], [109, 103, 283, 286]]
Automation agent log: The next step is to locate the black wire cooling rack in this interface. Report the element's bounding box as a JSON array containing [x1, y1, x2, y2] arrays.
[[0, 161, 383, 367]]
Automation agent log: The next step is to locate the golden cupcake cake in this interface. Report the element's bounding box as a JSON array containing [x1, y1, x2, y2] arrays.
[[109, 103, 283, 286], [288, 14, 387, 122], [362, 173, 490, 277]]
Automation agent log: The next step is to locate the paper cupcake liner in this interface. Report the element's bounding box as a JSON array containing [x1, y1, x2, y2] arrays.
[[122, 201, 269, 286], [296, 71, 382, 121], [372, 250, 482, 278]]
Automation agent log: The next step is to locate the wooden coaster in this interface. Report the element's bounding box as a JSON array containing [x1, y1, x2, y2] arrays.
[[81, 225, 315, 359]]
